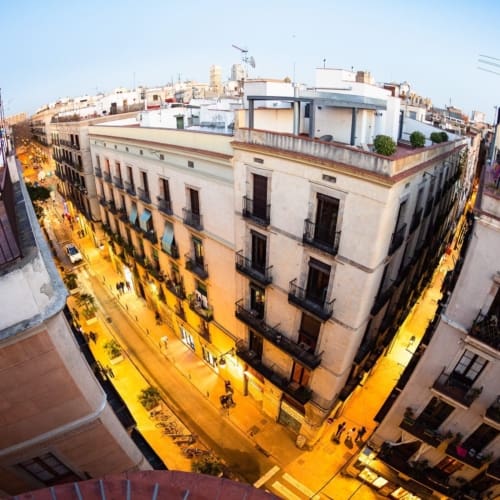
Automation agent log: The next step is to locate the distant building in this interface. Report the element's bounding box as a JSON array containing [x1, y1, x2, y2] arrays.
[[231, 63, 246, 83], [5, 112, 28, 126], [209, 65, 222, 95], [471, 110, 487, 124]]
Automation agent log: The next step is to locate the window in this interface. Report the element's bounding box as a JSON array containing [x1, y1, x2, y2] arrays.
[[418, 397, 454, 430], [161, 222, 175, 255], [18, 453, 80, 485], [249, 331, 263, 359], [250, 283, 265, 319], [127, 166, 134, 185], [129, 203, 138, 226], [115, 161, 122, 180], [195, 280, 209, 309], [139, 209, 153, 232], [251, 231, 267, 273], [96, 155, 101, 168], [291, 362, 310, 387], [306, 258, 331, 305], [434, 457, 463, 475], [452, 350, 487, 384], [192, 237, 204, 266], [395, 200, 408, 232], [314, 194, 339, 245], [299, 313, 321, 351], [252, 174, 268, 220], [463, 424, 498, 452], [141, 171, 149, 195], [160, 178, 171, 202], [189, 188, 200, 215]]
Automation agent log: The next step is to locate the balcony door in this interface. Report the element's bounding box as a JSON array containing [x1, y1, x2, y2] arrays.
[[253, 174, 268, 219], [249, 331, 263, 360], [291, 362, 310, 388], [250, 283, 265, 319], [306, 258, 330, 305], [189, 188, 200, 216], [463, 424, 498, 453], [251, 231, 267, 273], [418, 397, 454, 430], [314, 194, 339, 245], [298, 313, 320, 352], [192, 237, 204, 267]]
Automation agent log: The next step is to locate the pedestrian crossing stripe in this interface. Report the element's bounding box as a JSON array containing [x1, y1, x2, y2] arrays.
[[281, 473, 315, 498], [271, 480, 303, 500], [254, 465, 280, 488]]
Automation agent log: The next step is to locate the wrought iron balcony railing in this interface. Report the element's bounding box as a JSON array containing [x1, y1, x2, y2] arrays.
[[236, 344, 312, 405], [165, 279, 185, 299], [94, 166, 102, 178], [388, 223, 407, 255], [303, 219, 341, 255], [432, 369, 483, 408], [188, 294, 213, 322], [288, 279, 334, 321], [469, 313, 500, 351], [137, 187, 151, 204], [235, 251, 272, 286], [124, 181, 136, 196], [242, 196, 270, 226], [182, 208, 203, 231], [113, 176, 124, 190], [235, 300, 321, 369], [157, 196, 173, 215], [103, 171, 112, 183], [185, 254, 208, 280]]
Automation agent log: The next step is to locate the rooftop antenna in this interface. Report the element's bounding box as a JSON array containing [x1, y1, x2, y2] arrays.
[[232, 44, 256, 96]]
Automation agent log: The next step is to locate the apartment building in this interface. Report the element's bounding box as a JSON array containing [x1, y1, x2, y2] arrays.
[[345, 146, 499, 499], [82, 68, 471, 447], [0, 149, 149, 495]]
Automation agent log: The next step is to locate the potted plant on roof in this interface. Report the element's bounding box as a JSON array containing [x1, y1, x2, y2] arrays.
[[138, 386, 162, 412], [77, 292, 98, 325], [104, 339, 123, 364]]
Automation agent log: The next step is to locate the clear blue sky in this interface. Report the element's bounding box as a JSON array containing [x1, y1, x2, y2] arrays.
[[2, 0, 500, 121]]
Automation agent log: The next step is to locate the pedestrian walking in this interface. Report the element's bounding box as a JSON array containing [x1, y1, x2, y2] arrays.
[[345, 427, 356, 442], [159, 335, 168, 349], [225, 380, 233, 394], [155, 311, 162, 325], [116, 282, 121, 295], [356, 426, 367, 442], [334, 421, 346, 440], [89, 331, 97, 343], [125, 281, 131, 292]]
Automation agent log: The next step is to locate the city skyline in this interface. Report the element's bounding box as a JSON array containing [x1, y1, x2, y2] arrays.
[[3, 0, 500, 121]]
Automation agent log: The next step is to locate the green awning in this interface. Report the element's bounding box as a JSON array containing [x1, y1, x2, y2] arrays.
[[162, 222, 174, 254], [139, 210, 152, 231], [129, 205, 138, 225]]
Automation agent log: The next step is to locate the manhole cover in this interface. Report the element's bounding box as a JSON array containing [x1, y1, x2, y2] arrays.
[[248, 425, 260, 436]]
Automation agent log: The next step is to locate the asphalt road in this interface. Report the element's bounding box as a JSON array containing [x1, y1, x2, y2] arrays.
[[83, 268, 277, 484]]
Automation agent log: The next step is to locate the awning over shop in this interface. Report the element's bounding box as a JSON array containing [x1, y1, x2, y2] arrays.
[[139, 210, 152, 231], [162, 222, 174, 254], [129, 205, 138, 225]]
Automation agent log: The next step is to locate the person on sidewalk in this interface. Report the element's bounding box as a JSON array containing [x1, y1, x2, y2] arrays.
[[332, 421, 346, 442], [356, 426, 367, 442], [106, 365, 115, 378], [160, 336, 168, 350]]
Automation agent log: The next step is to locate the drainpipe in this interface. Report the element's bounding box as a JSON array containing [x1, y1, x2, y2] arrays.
[[293, 84, 300, 136], [350, 108, 357, 146]]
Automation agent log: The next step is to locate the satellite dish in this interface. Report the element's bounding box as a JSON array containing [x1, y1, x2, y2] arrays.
[[249, 56, 256, 68]]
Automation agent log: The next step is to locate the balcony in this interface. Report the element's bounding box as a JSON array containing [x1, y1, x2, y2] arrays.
[[432, 369, 483, 408], [95, 166, 102, 178], [242, 196, 270, 226], [388, 223, 407, 255], [399, 416, 448, 448], [107, 201, 118, 214], [469, 314, 500, 351], [485, 396, 500, 425], [303, 219, 341, 255], [103, 171, 112, 183], [288, 279, 334, 321], [185, 254, 208, 280], [370, 285, 394, 316], [118, 209, 128, 223], [236, 344, 312, 405], [165, 279, 185, 299], [124, 181, 136, 196], [235, 300, 321, 369], [142, 229, 158, 244], [161, 242, 179, 259], [445, 442, 492, 469], [99, 196, 107, 207], [137, 187, 151, 204], [424, 196, 434, 217], [410, 208, 423, 233], [188, 294, 213, 322], [235, 251, 272, 286], [175, 305, 186, 321], [113, 176, 124, 190], [198, 321, 211, 342], [157, 196, 173, 215], [182, 208, 203, 231]]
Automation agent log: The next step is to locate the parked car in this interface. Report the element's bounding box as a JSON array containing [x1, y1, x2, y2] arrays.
[[65, 243, 83, 264]]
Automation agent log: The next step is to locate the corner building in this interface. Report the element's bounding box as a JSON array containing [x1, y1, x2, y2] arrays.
[[0, 151, 149, 495], [87, 69, 471, 446]]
